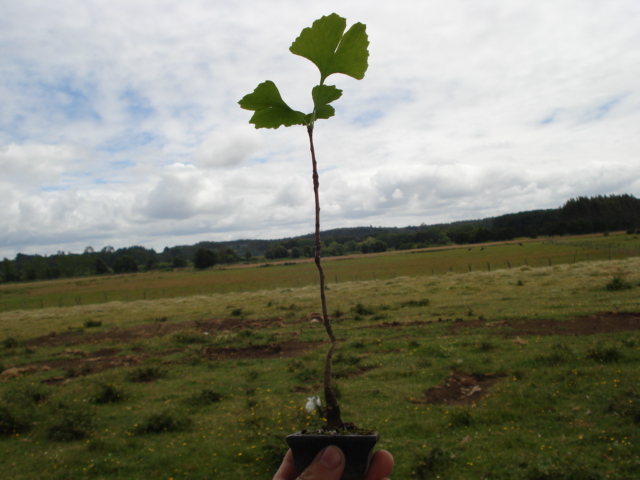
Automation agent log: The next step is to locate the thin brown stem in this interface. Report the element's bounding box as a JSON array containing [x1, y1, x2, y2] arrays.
[[307, 124, 342, 430]]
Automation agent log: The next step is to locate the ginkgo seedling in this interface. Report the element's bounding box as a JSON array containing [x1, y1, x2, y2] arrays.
[[239, 13, 369, 430]]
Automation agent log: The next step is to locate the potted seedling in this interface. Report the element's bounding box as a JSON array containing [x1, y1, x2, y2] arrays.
[[239, 13, 378, 480]]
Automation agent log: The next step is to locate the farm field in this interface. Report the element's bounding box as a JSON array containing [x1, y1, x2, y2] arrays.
[[0, 234, 639, 479], [2, 231, 639, 313]]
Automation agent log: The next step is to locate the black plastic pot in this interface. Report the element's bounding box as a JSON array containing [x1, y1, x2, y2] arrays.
[[286, 431, 380, 480]]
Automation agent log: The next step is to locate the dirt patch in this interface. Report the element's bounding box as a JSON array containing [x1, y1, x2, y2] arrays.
[[202, 340, 322, 361], [447, 311, 640, 337], [413, 371, 507, 405]]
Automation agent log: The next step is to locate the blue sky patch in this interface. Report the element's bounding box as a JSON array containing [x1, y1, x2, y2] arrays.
[[120, 88, 156, 121], [98, 131, 158, 153], [40, 77, 101, 122]]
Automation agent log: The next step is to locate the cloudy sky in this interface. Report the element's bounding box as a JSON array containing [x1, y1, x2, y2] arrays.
[[2, 0, 639, 259]]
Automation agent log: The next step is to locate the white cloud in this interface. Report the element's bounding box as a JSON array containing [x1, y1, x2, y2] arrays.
[[195, 126, 264, 168], [0, 0, 639, 257]]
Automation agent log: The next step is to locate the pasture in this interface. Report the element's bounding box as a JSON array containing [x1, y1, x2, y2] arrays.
[[1, 233, 640, 479]]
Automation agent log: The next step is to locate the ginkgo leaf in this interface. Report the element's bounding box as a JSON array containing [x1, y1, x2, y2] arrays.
[[238, 80, 307, 129], [290, 13, 369, 83], [312, 84, 343, 107], [311, 84, 342, 120]]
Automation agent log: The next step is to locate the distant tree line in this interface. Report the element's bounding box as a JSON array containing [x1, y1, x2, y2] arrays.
[[2, 194, 638, 283]]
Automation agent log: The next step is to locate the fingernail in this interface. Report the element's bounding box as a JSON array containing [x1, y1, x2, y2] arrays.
[[319, 446, 343, 470]]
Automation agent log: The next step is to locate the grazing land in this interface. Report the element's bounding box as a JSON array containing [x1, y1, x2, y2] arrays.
[[1, 232, 640, 479]]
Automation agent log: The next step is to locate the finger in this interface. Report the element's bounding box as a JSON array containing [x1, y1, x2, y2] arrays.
[[298, 445, 345, 480], [273, 449, 297, 480], [363, 450, 394, 480]]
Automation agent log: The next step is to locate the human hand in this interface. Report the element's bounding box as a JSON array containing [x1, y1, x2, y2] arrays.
[[273, 446, 394, 480]]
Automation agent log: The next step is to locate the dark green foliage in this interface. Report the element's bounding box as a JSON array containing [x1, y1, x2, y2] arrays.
[[127, 366, 165, 383], [295, 367, 319, 384], [2, 336, 20, 349], [187, 388, 223, 406], [3, 384, 51, 406], [534, 343, 575, 366], [586, 344, 622, 363], [133, 410, 192, 435], [351, 303, 375, 316], [333, 352, 361, 366], [194, 248, 217, 270], [400, 298, 430, 307], [447, 407, 473, 428], [46, 404, 95, 441], [264, 244, 289, 260], [230, 307, 243, 317], [0, 404, 31, 435], [605, 389, 640, 424], [478, 341, 495, 352], [90, 383, 126, 405], [95, 257, 110, 274], [83, 319, 102, 328], [112, 255, 138, 273], [412, 447, 452, 478], [172, 256, 188, 268], [605, 276, 633, 291]]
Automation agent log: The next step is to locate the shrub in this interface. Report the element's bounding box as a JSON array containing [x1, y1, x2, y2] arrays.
[[47, 405, 95, 441], [2, 337, 20, 349], [0, 404, 31, 435], [586, 344, 622, 363], [412, 447, 452, 478], [187, 388, 223, 406], [127, 366, 165, 383], [90, 383, 126, 405], [230, 307, 243, 317], [401, 298, 430, 307], [351, 303, 375, 316], [133, 410, 192, 435], [448, 407, 473, 428], [605, 389, 640, 424], [606, 276, 633, 291], [83, 320, 102, 328], [3, 384, 51, 405]]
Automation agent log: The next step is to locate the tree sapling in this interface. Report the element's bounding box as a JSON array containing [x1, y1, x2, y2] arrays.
[[239, 13, 378, 479]]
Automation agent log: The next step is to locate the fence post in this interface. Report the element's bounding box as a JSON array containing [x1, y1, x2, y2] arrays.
[[487, 262, 491, 272]]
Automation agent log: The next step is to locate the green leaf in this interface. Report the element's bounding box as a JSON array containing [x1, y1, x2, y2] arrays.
[[311, 84, 342, 120], [290, 13, 369, 83], [238, 81, 307, 129]]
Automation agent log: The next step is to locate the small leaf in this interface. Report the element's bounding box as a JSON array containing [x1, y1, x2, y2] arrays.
[[312, 84, 343, 107], [290, 13, 369, 83], [238, 81, 307, 129], [311, 85, 342, 120]]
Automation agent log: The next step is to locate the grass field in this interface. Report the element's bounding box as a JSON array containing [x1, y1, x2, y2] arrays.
[[2, 231, 639, 313], [1, 233, 640, 479]]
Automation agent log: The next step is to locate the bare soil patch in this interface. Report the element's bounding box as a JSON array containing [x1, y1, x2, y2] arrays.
[[413, 371, 507, 405], [202, 340, 322, 361], [447, 311, 640, 337]]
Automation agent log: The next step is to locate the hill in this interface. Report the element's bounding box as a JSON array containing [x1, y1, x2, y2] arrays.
[[2, 194, 639, 282]]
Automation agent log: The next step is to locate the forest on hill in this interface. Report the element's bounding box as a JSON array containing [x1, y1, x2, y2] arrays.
[[2, 194, 639, 283]]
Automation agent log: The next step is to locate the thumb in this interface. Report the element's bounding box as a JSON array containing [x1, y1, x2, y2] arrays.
[[299, 445, 345, 480]]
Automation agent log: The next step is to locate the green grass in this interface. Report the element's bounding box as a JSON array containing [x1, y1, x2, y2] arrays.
[[2, 231, 638, 313], [0, 253, 639, 479]]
